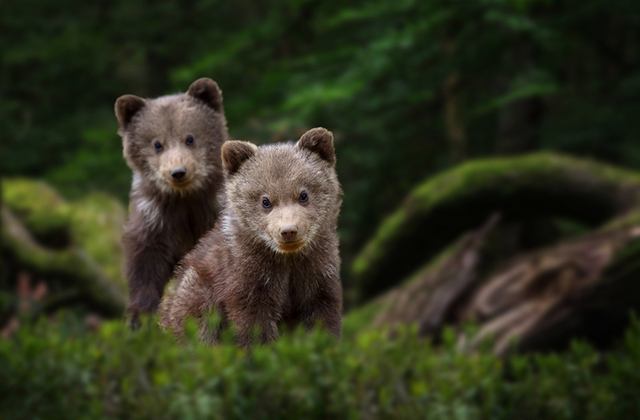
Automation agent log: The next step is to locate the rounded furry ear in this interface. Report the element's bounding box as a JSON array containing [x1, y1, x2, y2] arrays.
[[115, 95, 146, 130], [187, 78, 223, 112], [297, 127, 335, 165], [222, 141, 258, 175]]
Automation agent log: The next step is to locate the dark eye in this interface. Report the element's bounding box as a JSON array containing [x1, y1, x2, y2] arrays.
[[262, 198, 272, 208], [186, 135, 194, 146], [154, 142, 163, 152], [299, 192, 308, 203]]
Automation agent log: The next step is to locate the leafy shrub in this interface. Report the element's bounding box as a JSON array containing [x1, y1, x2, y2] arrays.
[[2, 313, 640, 420]]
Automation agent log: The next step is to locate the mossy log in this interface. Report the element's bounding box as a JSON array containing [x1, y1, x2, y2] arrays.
[[360, 153, 640, 354], [1, 179, 126, 317], [2, 178, 72, 248], [374, 213, 640, 355], [352, 153, 640, 301], [462, 225, 640, 355]]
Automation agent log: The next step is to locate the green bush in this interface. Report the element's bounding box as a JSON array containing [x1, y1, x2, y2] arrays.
[[2, 313, 640, 420]]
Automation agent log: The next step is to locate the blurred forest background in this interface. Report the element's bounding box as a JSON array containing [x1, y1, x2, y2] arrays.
[[3, 0, 640, 418], [4, 0, 639, 264]]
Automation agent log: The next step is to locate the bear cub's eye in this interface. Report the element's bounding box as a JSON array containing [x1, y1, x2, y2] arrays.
[[186, 135, 195, 146], [154, 142, 163, 152], [299, 192, 308, 203], [262, 198, 272, 208]]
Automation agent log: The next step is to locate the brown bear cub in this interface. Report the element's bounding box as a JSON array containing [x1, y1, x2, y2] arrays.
[[115, 78, 228, 326], [159, 128, 343, 347]]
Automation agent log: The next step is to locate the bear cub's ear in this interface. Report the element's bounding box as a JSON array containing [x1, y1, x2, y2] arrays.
[[187, 78, 224, 112], [297, 127, 335, 165], [222, 141, 258, 175], [115, 95, 146, 130]]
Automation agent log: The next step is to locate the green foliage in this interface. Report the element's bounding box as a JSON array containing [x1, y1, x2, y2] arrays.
[[46, 120, 131, 201], [2, 314, 640, 419], [3, 0, 639, 271]]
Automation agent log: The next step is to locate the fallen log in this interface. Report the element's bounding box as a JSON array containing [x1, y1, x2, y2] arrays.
[[373, 211, 640, 355], [352, 153, 640, 301], [1, 179, 127, 318], [1, 206, 125, 316]]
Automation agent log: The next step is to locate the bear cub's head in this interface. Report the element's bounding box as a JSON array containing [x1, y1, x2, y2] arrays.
[[222, 128, 342, 254], [115, 78, 227, 194]]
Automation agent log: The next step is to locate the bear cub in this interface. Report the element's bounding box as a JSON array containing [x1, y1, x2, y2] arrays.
[[115, 78, 228, 326], [159, 128, 343, 347]]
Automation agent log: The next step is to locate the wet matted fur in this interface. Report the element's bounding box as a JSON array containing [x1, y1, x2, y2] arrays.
[[159, 128, 343, 347], [115, 78, 228, 325]]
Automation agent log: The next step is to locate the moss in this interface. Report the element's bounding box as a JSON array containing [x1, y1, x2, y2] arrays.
[[352, 153, 640, 300], [70, 193, 127, 293], [1, 207, 125, 316], [602, 209, 640, 231], [2, 178, 72, 247], [1, 179, 127, 315]]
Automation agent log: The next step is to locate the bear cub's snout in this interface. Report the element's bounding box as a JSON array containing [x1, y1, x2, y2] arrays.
[[280, 225, 298, 241], [170, 166, 187, 181]]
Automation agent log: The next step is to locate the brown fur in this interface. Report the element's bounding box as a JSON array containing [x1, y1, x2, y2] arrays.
[[115, 78, 228, 324], [159, 128, 343, 347]]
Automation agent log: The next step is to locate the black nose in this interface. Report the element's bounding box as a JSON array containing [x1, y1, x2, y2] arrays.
[[280, 225, 298, 241], [171, 166, 187, 181]]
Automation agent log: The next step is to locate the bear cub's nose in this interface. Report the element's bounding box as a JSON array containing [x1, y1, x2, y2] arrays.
[[280, 225, 298, 242], [171, 166, 187, 181]]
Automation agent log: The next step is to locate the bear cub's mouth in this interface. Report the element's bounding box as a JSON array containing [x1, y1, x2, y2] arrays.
[[277, 240, 305, 253], [169, 176, 196, 189]]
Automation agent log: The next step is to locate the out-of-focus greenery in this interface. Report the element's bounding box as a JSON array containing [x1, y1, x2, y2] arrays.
[[2, 179, 72, 248], [69, 193, 127, 292], [3, 0, 639, 267], [2, 312, 640, 420], [1, 179, 127, 316]]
